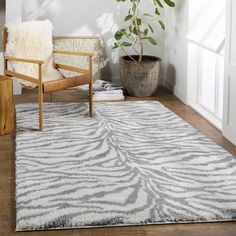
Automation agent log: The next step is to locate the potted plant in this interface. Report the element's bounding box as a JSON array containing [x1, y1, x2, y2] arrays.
[[113, 0, 175, 97]]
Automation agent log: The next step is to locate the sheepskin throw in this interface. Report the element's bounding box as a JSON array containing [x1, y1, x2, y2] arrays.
[[5, 20, 62, 88]]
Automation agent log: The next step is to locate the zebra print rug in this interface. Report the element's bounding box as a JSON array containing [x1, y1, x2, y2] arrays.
[[15, 102, 236, 231]]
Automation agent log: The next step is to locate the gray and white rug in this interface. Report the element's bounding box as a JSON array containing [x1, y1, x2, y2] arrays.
[[15, 102, 236, 231]]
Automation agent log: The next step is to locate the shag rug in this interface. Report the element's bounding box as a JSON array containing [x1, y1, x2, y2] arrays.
[[15, 102, 236, 231]]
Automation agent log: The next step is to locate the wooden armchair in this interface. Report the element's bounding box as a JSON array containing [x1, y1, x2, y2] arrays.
[[2, 27, 94, 131]]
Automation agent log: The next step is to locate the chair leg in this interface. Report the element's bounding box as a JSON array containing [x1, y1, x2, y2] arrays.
[[89, 81, 93, 117], [38, 84, 43, 131]]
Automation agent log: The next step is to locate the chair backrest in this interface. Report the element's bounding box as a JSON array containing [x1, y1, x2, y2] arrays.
[[2, 24, 103, 85], [53, 36, 102, 81]]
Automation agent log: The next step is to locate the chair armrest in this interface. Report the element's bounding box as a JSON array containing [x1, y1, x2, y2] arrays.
[[5, 70, 39, 84], [5, 56, 45, 65], [55, 63, 90, 75], [53, 50, 94, 57]]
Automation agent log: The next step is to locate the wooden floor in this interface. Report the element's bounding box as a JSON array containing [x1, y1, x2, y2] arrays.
[[0, 87, 235, 236]]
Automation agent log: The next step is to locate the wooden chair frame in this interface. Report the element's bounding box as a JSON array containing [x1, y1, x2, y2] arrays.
[[2, 27, 95, 131]]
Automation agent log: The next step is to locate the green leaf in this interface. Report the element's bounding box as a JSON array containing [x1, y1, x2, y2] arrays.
[[148, 37, 157, 45], [144, 28, 149, 36], [133, 27, 138, 35], [136, 18, 142, 26], [125, 14, 133, 21], [129, 25, 133, 33], [159, 20, 166, 30], [155, 0, 164, 8], [120, 28, 127, 35], [164, 0, 175, 7], [121, 42, 132, 47], [143, 13, 153, 17], [112, 43, 119, 49], [155, 8, 161, 16], [148, 24, 154, 33], [115, 31, 124, 40]]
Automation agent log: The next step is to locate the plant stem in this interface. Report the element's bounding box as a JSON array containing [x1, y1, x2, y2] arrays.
[[132, 45, 140, 55], [133, 1, 143, 63], [139, 38, 143, 63]]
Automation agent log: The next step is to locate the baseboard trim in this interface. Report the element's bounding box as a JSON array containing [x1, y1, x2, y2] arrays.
[[190, 103, 222, 131], [164, 79, 187, 104]]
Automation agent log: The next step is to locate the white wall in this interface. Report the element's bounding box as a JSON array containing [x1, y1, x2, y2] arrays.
[[163, 0, 189, 103], [22, 0, 165, 84], [5, 0, 22, 95], [3, 0, 180, 95]]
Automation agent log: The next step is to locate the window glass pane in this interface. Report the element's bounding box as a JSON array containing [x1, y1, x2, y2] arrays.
[[187, 0, 225, 54], [188, 0, 209, 27], [203, 14, 225, 52], [220, 46, 225, 57], [199, 49, 216, 113]]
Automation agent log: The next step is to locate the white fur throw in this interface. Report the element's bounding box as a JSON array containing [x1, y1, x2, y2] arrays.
[[5, 20, 63, 88]]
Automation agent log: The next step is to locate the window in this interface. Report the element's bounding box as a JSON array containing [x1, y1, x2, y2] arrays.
[[187, 0, 226, 129], [187, 0, 225, 54]]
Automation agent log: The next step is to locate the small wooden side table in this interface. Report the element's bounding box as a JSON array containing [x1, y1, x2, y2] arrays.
[[0, 76, 15, 135]]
